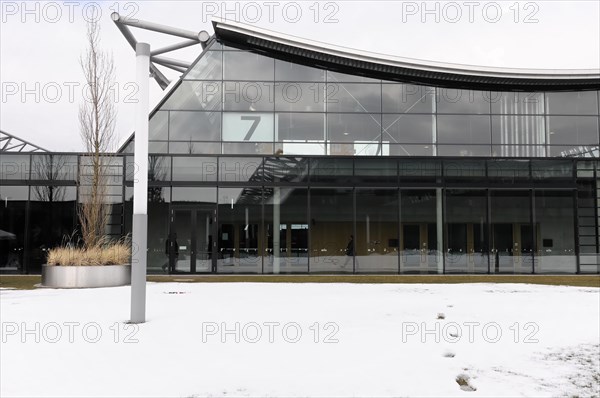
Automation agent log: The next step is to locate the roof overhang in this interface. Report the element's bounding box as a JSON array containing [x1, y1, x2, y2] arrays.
[[212, 18, 600, 92]]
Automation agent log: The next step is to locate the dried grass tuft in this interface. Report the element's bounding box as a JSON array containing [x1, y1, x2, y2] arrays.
[[46, 238, 130, 266]]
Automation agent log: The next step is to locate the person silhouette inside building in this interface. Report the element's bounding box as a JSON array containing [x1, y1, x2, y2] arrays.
[[343, 234, 354, 269], [164, 232, 179, 273]]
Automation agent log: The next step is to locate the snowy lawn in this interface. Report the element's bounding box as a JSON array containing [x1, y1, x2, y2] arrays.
[[1, 282, 599, 398]]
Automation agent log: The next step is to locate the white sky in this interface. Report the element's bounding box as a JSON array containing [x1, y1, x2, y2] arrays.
[[1, 0, 599, 152]]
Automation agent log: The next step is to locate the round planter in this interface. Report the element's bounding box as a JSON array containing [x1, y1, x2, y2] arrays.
[[42, 264, 131, 288]]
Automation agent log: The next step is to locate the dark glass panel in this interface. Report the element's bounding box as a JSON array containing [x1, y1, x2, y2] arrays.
[[31, 154, 78, 181], [400, 189, 441, 273], [264, 187, 309, 273], [26, 186, 77, 273], [546, 91, 598, 115], [219, 157, 263, 183], [148, 156, 171, 182], [310, 188, 354, 273], [172, 157, 217, 182], [487, 159, 530, 180], [443, 159, 486, 178], [223, 82, 275, 112], [1, 154, 30, 180], [389, 144, 434, 156], [275, 59, 325, 81], [382, 84, 435, 114], [0, 186, 28, 272], [355, 189, 399, 273], [217, 187, 262, 273], [326, 83, 381, 113], [398, 160, 442, 180], [262, 156, 309, 184], [437, 89, 490, 114], [149, 111, 168, 140], [382, 114, 435, 144], [445, 190, 488, 273], [169, 111, 221, 142], [275, 113, 326, 155], [171, 187, 217, 204], [531, 160, 573, 179], [185, 50, 223, 80], [310, 158, 353, 184], [161, 81, 222, 111], [354, 158, 398, 184], [534, 190, 576, 273], [490, 92, 544, 114], [274, 83, 325, 112], [548, 145, 598, 158], [547, 116, 599, 146], [437, 115, 491, 144], [223, 50, 274, 80], [490, 190, 532, 274]]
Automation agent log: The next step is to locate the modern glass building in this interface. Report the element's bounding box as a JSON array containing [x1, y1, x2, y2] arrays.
[[1, 18, 599, 275]]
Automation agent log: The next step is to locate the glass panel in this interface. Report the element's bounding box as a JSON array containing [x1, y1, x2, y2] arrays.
[[169, 111, 221, 142], [161, 81, 221, 111], [531, 160, 573, 179], [398, 160, 441, 181], [547, 116, 599, 146], [445, 190, 488, 273], [492, 145, 546, 158], [275, 112, 325, 142], [438, 145, 491, 157], [31, 154, 78, 180], [0, 186, 29, 272], [354, 158, 398, 184], [310, 188, 354, 273], [326, 83, 381, 113], [327, 70, 380, 83], [223, 112, 274, 142], [171, 209, 191, 272], [185, 50, 223, 80], [172, 157, 217, 182], [264, 187, 309, 273], [400, 189, 442, 273], [149, 111, 168, 140], [223, 50, 274, 80], [223, 82, 275, 112], [149, 142, 168, 153], [490, 190, 532, 274], [1, 154, 30, 180], [491, 116, 545, 148], [262, 156, 310, 183], [443, 159, 486, 178], [437, 115, 491, 144], [172, 187, 217, 204], [222, 142, 274, 155], [437, 89, 490, 114], [548, 145, 599, 158], [310, 158, 353, 184], [389, 144, 434, 156], [487, 160, 530, 180], [27, 187, 77, 274], [382, 84, 435, 114], [274, 83, 325, 112], [219, 157, 263, 183], [490, 92, 544, 114], [217, 187, 262, 273], [169, 142, 221, 154], [355, 189, 399, 273], [275, 59, 325, 81], [534, 190, 576, 273], [148, 156, 171, 182], [546, 91, 598, 115], [382, 115, 435, 144], [327, 113, 381, 143], [148, 191, 170, 274]]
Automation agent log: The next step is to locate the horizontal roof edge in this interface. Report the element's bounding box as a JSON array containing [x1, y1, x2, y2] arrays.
[[212, 18, 600, 90]]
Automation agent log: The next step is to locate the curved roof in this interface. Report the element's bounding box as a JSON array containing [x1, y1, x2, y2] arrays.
[[212, 18, 600, 91]]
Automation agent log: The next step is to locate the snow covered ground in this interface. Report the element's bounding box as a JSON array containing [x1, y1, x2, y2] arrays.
[[1, 282, 599, 398]]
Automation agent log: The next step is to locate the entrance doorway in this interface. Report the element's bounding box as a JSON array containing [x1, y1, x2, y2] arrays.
[[170, 206, 217, 273]]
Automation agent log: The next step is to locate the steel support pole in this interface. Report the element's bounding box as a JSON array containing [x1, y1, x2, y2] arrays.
[[131, 43, 150, 324]]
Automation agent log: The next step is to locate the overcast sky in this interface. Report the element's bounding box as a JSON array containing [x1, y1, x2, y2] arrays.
[[1, 0, 599, 152]]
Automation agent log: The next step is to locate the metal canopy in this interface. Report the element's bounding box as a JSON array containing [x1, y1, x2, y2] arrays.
[[0, 130, 48, 152], [111, 12, 210, 89]]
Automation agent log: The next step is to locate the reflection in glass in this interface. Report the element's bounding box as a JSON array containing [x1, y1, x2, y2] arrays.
[[382, 84, 435, 114], [547, 116, 599, 146], [218, 187, 262, 273], [149, 111, 168, 140], [437, 115, 491, 144], [169, 111, 221, 142], [223, 51, 274, 80], [490, 92, 544, 114], [491, 116, 545, 157], [327, 83, 382, 113], [310, 188, 354, 272], [223, 82, 275, 112], [185, 50, 223, 80], [355, 189, 399, 273], [382, 115, 435, 144], [172, 157, 217, 182], [275, 60, 325, 81], [274, 83, 325, 112], [546, 91, 598, 115], [161, 81, 221, 111], [445, 190, 488, 273], [264, 188, 309, 273], [0, 186, 29, 272], [437, 89, 490, 114]]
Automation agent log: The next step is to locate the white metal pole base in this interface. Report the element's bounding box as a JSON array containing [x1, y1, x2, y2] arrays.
[[131, 214, 147, 323]]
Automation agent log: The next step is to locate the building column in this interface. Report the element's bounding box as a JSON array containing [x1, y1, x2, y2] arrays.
[[273, 187, 281, 274], [436, 188, 444, 274]]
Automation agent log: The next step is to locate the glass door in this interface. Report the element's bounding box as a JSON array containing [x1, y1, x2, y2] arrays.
[[170, 206, 216, 273]]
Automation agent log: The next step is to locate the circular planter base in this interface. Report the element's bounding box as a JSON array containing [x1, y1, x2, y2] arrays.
[[42, 265, 131, 288]]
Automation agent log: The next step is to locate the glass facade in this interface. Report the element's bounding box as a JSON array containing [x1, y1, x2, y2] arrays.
[[1, 40, 598, 275]]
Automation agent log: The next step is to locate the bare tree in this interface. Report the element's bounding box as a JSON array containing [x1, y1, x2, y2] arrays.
[[78, 20, 116, 248]]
